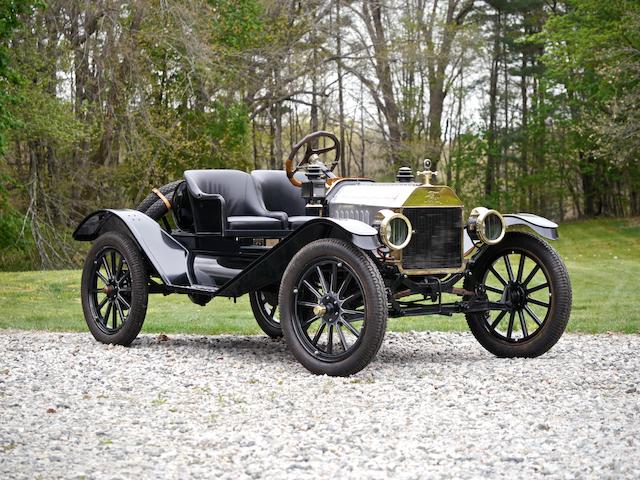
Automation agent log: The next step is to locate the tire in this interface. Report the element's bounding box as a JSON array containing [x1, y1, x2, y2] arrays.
[[279, 238, 387, 376], [464, 231, 572, 358], [136, 180, 183, 220], [81, 232, 149, 346], [249, 288, 283, 338]]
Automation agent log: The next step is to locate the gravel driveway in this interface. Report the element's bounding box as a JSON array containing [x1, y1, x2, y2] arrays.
[[1, 330, 638, 479]]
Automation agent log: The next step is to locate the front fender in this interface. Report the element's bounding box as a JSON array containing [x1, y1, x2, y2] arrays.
[[463, 213, 559, 254], [73, 209, 191, 287], [320, 217, 381, 250], [503, 213, 558, 240]]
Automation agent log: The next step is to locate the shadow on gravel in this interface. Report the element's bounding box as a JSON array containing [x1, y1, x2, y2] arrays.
[[376, 347, 489, 365], [130, 333, 490, 368], [133, 334, 289, 353]]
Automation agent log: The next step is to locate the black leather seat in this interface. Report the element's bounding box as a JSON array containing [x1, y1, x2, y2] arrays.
[[184, 169, 286, 231], [251, 170, 317, 229]]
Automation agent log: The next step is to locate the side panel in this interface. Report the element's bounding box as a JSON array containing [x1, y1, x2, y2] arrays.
[[504, 213, 559, 240], [74, 209, 191, 287], [215, 218, 381, 297]]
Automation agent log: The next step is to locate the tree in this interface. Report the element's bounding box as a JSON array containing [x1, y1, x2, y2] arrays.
[[0, 0, 33, 153], [541, 0, 640, 216]]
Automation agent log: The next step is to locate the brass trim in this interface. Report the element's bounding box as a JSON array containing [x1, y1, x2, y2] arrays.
[[468, 207, 506, 245], [404, 186, 463, 207], [378, 209, 413, 250], [152, 188, 172, 211]]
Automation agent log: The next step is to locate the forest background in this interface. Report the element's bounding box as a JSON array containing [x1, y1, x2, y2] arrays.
[[0, 0, 638, 270]]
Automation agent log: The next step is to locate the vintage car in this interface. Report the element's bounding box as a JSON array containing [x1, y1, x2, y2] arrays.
[[74, 131, 572, 376]]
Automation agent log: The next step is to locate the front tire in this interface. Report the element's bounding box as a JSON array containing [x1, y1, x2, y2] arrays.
[[464, 232, 572, 358], [279, 239, 387, 376], [81, 232, 149, 346]]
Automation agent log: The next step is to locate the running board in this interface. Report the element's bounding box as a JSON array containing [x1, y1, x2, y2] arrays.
[[150, 283, 219, 296]]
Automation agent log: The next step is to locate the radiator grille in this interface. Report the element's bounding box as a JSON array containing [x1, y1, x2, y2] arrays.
[[402, 207, 463, 270]]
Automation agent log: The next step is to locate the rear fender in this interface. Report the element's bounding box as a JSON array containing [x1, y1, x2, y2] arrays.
[[73, 209, 191, 287], [215, 218, 381, 297]]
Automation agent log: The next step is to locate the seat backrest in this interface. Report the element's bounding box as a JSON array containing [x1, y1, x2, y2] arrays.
[[184, 169, 273, 217], [251, 170, 307, 217]]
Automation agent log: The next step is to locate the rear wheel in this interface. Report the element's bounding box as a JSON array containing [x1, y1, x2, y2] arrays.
[[249, 288, 282, 338], [81, 232, 149, 346], [279, 239, 387, 376], [464, 232, 571, 357]]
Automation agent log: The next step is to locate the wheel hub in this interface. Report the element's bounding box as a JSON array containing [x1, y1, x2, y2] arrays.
[[506, 282, 527, 309], [103, 284, 118, 298], [320, 294, 342, 324]]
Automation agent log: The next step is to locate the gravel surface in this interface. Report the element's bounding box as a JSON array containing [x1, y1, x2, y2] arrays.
[[1, 330, 638, 479]]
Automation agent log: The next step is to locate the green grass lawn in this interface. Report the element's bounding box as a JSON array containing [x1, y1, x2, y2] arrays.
[[1, 217, 639, 334]]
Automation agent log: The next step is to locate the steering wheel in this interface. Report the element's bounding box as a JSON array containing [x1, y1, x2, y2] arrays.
[[285, 131, 341, 187]]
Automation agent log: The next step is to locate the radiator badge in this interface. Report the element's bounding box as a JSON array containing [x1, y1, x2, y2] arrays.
[[425, 190, 441, 203]]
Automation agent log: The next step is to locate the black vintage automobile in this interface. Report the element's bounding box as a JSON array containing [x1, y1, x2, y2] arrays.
[[74, 131, 571, 376]]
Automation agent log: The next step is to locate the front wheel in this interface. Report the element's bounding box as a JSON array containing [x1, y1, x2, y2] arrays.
[[279, 239, 388, 376], [81, 232, 149, 346], [464, 231, 572, 357]]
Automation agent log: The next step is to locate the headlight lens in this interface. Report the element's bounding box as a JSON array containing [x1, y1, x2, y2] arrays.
[[482, 212, 504, 242], [468, 207, 506, 245], [378, 210, 412, 250]]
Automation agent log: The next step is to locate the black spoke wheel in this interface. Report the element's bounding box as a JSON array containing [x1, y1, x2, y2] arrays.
[[81, 232, 148, 346], [280, 239, 387, 376], [249, 288, 282, 338], [464, 232, 571, 357]]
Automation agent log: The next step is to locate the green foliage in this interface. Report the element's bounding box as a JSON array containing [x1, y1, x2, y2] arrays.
[[0, 173, 36, 269], [538, 0, 640, 215], [179, 101, 251, 171], [0, 0, 35, 153], [9, 80, 89, 149], [209, 0, 263, 50]]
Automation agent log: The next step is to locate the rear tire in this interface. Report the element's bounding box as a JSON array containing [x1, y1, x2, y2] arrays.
[[279, 239, 387, 376], [249, 288, 283, 338], [81, 232, 149, 346]]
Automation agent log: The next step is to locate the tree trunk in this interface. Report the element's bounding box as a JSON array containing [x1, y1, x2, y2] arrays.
[[336, 0, 346, 176], [520, 55, 529, 211], [363, 0, 402, 166], [485, 10, 501, 200]]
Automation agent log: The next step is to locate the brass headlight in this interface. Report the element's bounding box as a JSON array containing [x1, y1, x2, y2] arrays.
[[377, 209, 413, 250], [468, 207, 506, 245]]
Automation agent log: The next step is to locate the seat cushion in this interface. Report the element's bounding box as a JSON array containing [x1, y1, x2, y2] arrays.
[[251, 170, 307, 217], [288, 215, 318, 228], [184, 169, 286, 223], [228, 216, 282, 230]]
